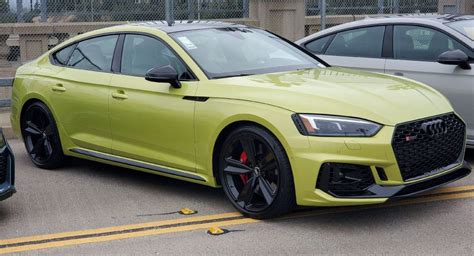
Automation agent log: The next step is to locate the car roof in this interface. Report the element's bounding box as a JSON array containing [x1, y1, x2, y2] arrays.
[[296, 14, 474, 48], [121, 20, 248, 33]]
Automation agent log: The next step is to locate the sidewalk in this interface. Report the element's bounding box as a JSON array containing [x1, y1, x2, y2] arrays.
[[0, 108, 15, 139]]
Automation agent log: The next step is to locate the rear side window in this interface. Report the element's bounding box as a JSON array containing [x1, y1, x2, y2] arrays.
[[52, 44, 76, 65], [304, 35, 332, 54], [325, 26, 385, 58], [67, 35, 118, 72], [393, 25, 472, 61]]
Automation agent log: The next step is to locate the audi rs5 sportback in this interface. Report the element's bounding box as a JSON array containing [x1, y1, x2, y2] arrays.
[[11, 21, 471, 218]]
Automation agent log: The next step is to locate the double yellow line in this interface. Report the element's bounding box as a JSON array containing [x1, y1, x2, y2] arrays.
[[1, 185, 473, 254]]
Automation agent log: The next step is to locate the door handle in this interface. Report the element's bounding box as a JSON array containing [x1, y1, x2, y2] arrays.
[[394, 72, 404, 76], [52, 84, 66, 92], [111, 91, 128, 100]]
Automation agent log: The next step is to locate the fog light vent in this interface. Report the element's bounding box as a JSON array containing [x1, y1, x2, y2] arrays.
[[316, 163, 375, 197]]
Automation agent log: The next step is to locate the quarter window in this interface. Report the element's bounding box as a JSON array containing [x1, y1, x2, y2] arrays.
[[67, 35, 118, 72], [52, 44, 76, 65], [305, 35, 332, 54], [325, 26, 385, 58], [121, 34, 190, 79], [393, 25, 471, 61]]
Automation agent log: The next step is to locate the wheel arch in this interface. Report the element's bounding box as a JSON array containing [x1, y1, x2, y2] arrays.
[[211, 118, 294, 186]]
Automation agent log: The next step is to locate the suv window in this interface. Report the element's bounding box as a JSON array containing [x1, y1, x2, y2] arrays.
[[393, 25, 471, 61], [67, 35, 118, 72], [52, 44, 76, 65], [305, 35, 332, 54], [325, 26, 385, 58], [121, 34, 191, 79]]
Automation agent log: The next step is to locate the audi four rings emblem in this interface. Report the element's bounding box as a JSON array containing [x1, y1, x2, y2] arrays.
[[421, 119, 448, 137]]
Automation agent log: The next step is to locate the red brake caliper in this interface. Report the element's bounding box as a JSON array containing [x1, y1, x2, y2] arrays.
[[239, 151, 250, 184]]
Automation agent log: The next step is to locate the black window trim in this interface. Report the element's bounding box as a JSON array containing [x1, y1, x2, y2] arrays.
[[390, 23, 474, 62], [114, 32, 198, 81], [49, 32, 198, 81], [49, 32, 121, 74]]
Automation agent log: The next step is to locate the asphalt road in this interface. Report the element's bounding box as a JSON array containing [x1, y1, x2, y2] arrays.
[[1, 139, 473, 255]]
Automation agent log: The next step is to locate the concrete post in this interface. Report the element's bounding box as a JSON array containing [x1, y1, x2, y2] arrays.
[[19, 34, 49, 63], [320, 0, 326, 30], [166, 0, 175, 26], [249, 0, 305, 41]]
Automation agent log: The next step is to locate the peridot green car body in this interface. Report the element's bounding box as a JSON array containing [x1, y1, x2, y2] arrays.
[[10, 22, 471, 218]]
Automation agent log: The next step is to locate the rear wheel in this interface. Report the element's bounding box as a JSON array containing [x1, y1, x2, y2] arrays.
[[21, 102, 65, 169], [219, 125, 295, 219]]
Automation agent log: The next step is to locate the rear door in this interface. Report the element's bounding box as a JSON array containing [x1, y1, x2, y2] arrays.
[[385, 25, 474, 141], [48, 35, 118, 153], [303, 26, 387, 73]]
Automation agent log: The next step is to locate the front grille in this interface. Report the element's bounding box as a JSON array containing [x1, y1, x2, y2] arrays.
[[0, 155, 6, 184], [392, 113, 465, 181]]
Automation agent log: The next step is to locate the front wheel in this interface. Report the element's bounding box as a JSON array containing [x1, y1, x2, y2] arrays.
[[21, 102, 65, 169], [219, 126, 295, 219]]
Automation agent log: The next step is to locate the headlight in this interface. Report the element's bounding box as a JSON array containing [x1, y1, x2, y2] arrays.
[[292, 114, 382, 137]]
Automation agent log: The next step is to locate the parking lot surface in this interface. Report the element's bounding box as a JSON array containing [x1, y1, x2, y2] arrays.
[[1, 139, 473, 255]]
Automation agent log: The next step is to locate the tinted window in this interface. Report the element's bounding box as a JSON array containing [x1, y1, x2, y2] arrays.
[[67, 35, 118, 72], [325, 26, 385, 58], [53, 44, 76, 65], [393, 25, 471, 61], [305, 35, 332, 54], [121, 34, 190, 79]]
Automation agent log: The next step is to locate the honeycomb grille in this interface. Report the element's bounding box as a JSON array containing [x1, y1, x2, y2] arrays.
[[0, 155, 6, 184], [392, 113, 465, 181]]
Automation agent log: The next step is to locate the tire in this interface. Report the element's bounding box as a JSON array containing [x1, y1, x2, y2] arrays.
[[21, 101, 65, 169], [218, 125, 296, 219]]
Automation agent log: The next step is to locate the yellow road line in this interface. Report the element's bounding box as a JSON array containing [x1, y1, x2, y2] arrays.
[[0, 212, 242, 245], [431, 185, 474, 194], [1, 188, 473, 254]]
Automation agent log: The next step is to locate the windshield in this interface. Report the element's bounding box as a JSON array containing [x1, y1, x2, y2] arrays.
[[170, 28, 323, 79], [447, 20, 474, 41]]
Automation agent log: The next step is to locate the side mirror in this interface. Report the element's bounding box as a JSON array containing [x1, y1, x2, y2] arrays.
[[145, 65, 182, 88], [437, 49, 471, 70]]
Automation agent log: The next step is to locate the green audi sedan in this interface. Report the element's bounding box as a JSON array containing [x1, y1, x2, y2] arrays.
[[10, 21, 471, 218]]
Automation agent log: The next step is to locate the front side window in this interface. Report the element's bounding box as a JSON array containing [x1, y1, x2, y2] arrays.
[[120, 34, 190, 79], [304, 35, 333, 54], [325, 26, 385, 58], [67, 35, 118, 72], [393, 25, 471, 61], [170, 28, 322, 79]]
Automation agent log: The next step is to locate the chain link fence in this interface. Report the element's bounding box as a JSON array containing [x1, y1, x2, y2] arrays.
[[0, 0, 471, 85]]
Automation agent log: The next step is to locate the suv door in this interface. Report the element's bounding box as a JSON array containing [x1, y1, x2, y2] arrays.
[[109, 34, 198, 171], [48, 35, 118, 153], [385, 25, 474, 143], [304, 26, 386, 73]]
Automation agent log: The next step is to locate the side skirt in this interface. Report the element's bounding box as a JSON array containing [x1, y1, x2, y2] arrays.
[[70, 148, 206, 182]]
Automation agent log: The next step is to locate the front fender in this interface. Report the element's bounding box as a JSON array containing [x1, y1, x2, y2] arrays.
[[194, 98, 310, 186]]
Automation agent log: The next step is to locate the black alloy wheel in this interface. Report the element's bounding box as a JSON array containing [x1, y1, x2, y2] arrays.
[[21, 102, 65, 169], [219, 126, 295, 219]]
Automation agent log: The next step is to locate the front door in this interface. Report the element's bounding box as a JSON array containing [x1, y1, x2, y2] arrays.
[[109, 34, 198, 171]]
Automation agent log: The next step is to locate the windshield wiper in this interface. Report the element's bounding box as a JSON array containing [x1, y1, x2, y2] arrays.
[[213, 73, 255, 79]]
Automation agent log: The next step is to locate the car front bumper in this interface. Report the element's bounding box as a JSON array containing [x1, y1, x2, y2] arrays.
[[0, 134, 15, 202], [290, 125, 471, 207]]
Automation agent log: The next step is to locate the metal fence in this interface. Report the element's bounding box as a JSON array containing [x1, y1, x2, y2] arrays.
[[0, 0, 470, 104]]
